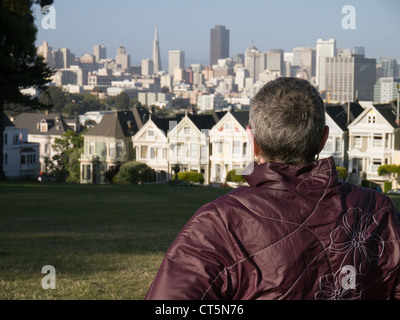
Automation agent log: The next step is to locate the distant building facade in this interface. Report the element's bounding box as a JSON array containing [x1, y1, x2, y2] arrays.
[[210, 25, 230, 66]]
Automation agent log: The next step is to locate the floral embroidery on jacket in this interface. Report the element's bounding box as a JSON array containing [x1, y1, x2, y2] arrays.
[[316, 208, 385, 300]]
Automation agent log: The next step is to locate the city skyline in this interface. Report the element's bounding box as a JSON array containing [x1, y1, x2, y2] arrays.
[[34, 0, 400, 66]]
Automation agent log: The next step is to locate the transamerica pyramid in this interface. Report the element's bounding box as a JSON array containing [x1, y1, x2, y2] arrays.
[[152, 26, 162, 73]]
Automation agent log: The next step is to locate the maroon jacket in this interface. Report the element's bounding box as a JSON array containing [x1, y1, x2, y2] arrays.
[[145, 157, 400, 300]]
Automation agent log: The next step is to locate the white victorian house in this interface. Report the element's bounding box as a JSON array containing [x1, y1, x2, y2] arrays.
[[3, 113, 40, 179], [167, 112, 224, 184], [320, 103, 364, 169], [132, 116, 170, 182], [209, 111, 252, 183], [347, 103, 400, 186], [12, 112, 75, 173]]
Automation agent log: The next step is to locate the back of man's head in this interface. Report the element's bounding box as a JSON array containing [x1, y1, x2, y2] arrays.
[[249, 77, 326, 166]]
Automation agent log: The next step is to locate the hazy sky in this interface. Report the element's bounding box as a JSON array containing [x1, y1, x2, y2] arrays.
[[34, 0, 400, 65]]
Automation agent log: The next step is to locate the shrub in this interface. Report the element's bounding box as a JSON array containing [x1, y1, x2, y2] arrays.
[[176, 171, 204, 184], [116, 161, 156, 185], [336, 166, 348, 181], [226, 169, 246, 183], [384, 181, 393, 193], [361, 179, 370, 188]]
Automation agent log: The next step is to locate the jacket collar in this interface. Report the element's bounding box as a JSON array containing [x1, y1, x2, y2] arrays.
[[243, 157, 339, 191]]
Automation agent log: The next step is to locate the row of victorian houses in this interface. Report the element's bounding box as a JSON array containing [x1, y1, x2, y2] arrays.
[[3, 100, 400, 188]]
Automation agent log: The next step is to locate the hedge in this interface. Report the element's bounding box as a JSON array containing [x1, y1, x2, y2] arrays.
[[176, 171, 205, 184], [116, 161, 156, 185], [226, 169, 246, 183]]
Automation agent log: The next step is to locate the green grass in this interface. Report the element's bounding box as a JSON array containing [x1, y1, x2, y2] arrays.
[[0, 182, 230, 300]]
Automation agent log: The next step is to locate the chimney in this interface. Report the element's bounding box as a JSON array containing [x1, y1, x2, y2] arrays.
[[347, 102, 351, 126]]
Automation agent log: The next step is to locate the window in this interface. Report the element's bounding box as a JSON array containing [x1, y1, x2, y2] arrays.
[[147, 130, 155, 139], [184, 127, 190, 135], [116, 143, 123, 157], [385, 133, 390, 148], [163, 148, 167, 159], [368, 115, 376, 124], [373, 135, 383, 148], [372, 160, 382, 173], [354, 136, 362, 148], [150, 147, 156, 159], [89, 142, 95, 155], [21, 155, 25, 164], [335, 138, 341, 152], [243, 142, 248, 156], [233, 141, 241, 155], [177, 143, 183, 157], [109, 142, 115, 157], [201, 145, 206, 159], [217, 141, 223, 154], [4, 133, 7, 145], [4, 153, 7, 165], [191, 143, 198, 158], [140, 145, 148, 159]]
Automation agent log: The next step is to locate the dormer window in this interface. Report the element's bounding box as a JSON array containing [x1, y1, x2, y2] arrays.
[[368, 115, 376, 124], [40, 119, 48, 132]]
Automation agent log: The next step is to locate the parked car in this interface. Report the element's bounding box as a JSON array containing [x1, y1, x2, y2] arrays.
[[38, 172, 56, 182], [388, 189, 400, 194]]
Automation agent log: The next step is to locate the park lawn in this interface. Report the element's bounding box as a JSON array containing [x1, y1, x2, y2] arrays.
[[0, 182, 230, 300]]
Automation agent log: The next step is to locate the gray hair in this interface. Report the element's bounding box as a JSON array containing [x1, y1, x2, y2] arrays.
[[249, 77, 326, 166]]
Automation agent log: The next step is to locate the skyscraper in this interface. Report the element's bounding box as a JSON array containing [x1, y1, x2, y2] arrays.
[[316, 38, 337, 87], [319, 53, 376, 102], [152, 26, 162, 73], [210, 25, 230, 67], [115, 46, 130, 71], [93, 45, 107, 62], [168, 50, 185, 76]]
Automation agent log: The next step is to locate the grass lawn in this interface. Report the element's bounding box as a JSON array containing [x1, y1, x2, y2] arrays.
[[0, 182, 230, 300]]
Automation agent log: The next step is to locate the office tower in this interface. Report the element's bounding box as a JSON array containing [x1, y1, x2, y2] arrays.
[[52, 48, 75, 69], [93, 45, 107, 62], [168, 50, 185, 76], [352, 46, 365, 56], [266, 49, 284, 75], [210, 25, 230, 66], [245, 45, 266, 81], [300, 48, 316, 79], [316, 38, 336, 87], [38, 41, 55, 68], [152, 26, 162, 73], [374, 77, 400, 104], [142, 58, 154, 76], [319, 54, 376, 102], [380, 58, 397, 78], [116, 46, 130, 71], [292, 47, 303, 67]]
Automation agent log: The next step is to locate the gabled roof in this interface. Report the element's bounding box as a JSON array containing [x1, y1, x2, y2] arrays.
[[231, 111, 249, 128], [374, 103, 400, 128], [84, 108, 150, 139], [325, 102, 364, 131], [2, 112, 15, 128], [12, 112, 72, 135]]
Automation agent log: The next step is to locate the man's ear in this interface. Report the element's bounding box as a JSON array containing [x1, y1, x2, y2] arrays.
[[317, 126, 330, 154], [246, 126, 262, 156]]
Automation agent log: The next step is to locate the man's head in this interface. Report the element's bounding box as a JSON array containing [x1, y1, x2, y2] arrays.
[[249, 77, 328, 166]]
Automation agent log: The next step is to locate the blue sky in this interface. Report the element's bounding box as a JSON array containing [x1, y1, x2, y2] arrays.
[[34, 0, 400, 65]]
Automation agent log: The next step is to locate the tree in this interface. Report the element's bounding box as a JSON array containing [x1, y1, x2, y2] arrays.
[[378, 164, 400, 185], [46, 130, 84, 182], [114, 91, 130, 111], [0, 0, 55, 178]]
